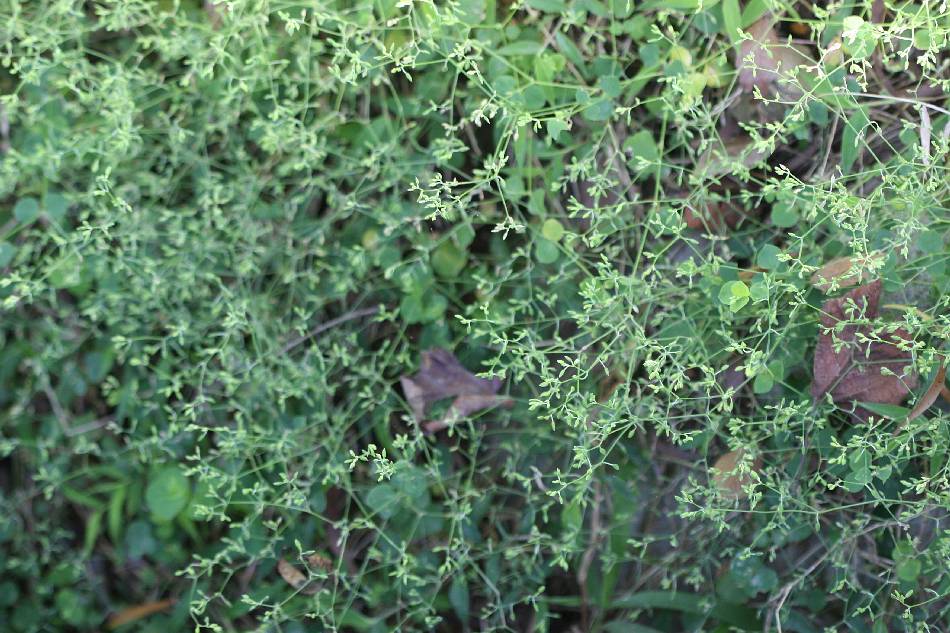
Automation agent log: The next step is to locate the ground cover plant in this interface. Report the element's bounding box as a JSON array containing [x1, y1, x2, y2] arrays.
[[1, 0, 949, 631]]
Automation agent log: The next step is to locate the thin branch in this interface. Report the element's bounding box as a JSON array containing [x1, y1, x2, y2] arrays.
[[282, 306, 381, 353]]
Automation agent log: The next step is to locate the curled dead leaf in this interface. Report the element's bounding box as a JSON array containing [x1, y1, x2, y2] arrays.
[[900, 362, 948, 429], [738, 15, 813, 97], [277, 559, 318, 595], [789, 22, 810, 37], [738, 266, 767, 281], [810, 253, 885, 293], [306, 552, 333, 571], [400, 348, 508, 433], [597, 369, 625, 403], [811, 280, 918, 417], [107, 599, 175, 630], [711, 449, 760, 500]]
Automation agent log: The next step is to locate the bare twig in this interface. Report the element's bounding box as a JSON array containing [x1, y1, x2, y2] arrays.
[[577, 482, 604, 631], [282, 306, 380, 353], [919, 105, 931, 166], [770, 521, 902, 632], [0, 103, 9, 154]]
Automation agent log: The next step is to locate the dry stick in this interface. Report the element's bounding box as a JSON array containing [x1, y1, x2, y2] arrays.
[[282, 306, 380, 353], [770, 520, 902, 633], [814, 114, 839, 179], [40, 372, 70, 431], [65, 415, 115, 437], [577, 482, 604, 632], [854, 92, 950, 117], [107, 599, 175, 630], [919, 105, 932, 166], [0, 103, 8, 154]]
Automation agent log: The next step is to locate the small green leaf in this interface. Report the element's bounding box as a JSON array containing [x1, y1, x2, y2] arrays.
[[498, 41, 544, 56], [124, 520, 157, 558], [366, 483, 398, 519], [753, 371, 774, 394], [841, 108, 870, 174], [400, 290, 447, 324], [756, 244, 781, 270], [583, 98, 615, 122], [13, 197, 40, 224], [856, 401, 911, 420], [896, 557, 921, 582], [535, 237, 560, 263], [541, 218, 565, 242], [83, 510, 103, 558], [146, 466, 191, 523], [449, 577, 470, 623], [721, 0, 741, 44], [0, 242, 15, 268], [527, 0, 566, 10], [546, 119, 569, 142], [731, 556, 778, 595], [625, 130, 659, 166], [771, 200, 799, 228], [108, 485, 127, 545], [598, 75, 622, 98], [561, 498, 583, 534], [44, 192, 70, 223], [841, 15, 875, 59], [431, 240, 467, 278], [750, 281, 769, 303], [0, 581, 19, 608], [719, 281, 750, 312]]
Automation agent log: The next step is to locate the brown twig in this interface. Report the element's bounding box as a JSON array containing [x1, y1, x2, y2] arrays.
[[282, 306, 380, 353], [577, 482, 604, 632]]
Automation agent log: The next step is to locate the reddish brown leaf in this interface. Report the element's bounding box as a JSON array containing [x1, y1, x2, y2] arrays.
[[107, 599, 175, 630], [902, 362, 948, 426], [277, 559, 318, 595], [811, 280, 918, 415], [307, 552, 333, 572], [810, 253, 884, 293], [400, 349, 505, 432], [711, 449, 761, 500], [737, 15, 812, 96]]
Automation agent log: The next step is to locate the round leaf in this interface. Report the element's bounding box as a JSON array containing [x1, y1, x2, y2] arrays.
[[541, 218, 565, 242], [146, 466, 191, 522], [535, 237, 560, 264], [13, 197, 40, 224]]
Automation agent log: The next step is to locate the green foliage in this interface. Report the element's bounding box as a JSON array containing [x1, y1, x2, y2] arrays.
[[0, 0, 949, 632]]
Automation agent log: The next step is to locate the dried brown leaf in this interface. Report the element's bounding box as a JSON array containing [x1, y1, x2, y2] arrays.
[[711, 450, 760, 500], [307, 553, 333, 572], [811, 280, 918, 415], [738, 15, 812, 96], [277, 559, 318, 595], [902, 363, 948, 427], [400, 348, 505, 433], [810, 253, 884, 293], [107, 599, 175, 630]]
